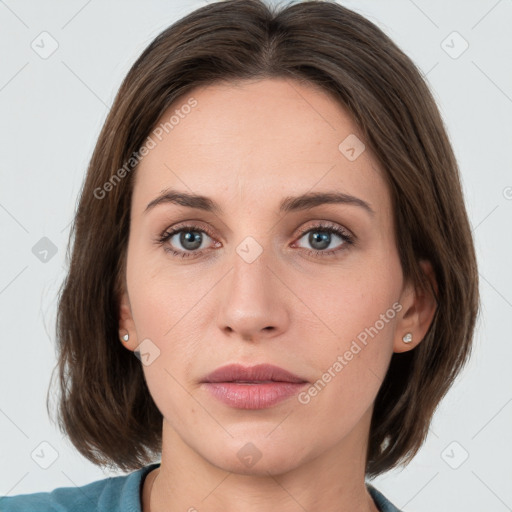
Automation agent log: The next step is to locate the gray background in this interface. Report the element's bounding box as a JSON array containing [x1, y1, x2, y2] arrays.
[[1, 0, 511, 510]]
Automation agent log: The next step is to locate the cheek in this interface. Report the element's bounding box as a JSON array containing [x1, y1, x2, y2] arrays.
[[295, 296, 398, 432], [291, 260, 401, 397], [293, 265, 400, 346], [127, 247, 208, 340]]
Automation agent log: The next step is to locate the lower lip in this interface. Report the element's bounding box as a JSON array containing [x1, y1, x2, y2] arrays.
[[202, 382, 308, 409]]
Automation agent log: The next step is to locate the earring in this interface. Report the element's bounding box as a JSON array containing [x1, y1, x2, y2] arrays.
[[402, 332, 413, 344], [120, 331, 129, 342]]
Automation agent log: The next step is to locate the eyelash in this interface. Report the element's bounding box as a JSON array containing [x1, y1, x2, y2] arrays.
[[156, 222, 355, 259]]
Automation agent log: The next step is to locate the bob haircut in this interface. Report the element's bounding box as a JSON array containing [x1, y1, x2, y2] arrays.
[[49, 0, 479, 478]]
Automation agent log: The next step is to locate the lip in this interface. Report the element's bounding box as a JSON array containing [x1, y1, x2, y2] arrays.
[[201, 364, 308, 410], [202, 363, 307, 384]]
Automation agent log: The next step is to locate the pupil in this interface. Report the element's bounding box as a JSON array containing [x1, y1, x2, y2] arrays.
[[309, 231, 330, 250], [180, 231, 202, 250]]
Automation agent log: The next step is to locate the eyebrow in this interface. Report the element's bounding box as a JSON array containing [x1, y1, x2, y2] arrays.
[[144, 188, 375, 216]]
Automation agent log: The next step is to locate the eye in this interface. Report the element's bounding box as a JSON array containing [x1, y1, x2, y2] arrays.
[[156, 224, 219, 259], [293, 222, 354, 257]]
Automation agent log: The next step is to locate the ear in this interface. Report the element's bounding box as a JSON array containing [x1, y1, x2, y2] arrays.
[[394, 260, 438, 353], [118, 290, 139, 352]]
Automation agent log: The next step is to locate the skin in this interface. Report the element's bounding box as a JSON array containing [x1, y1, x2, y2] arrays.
[[118, 78, 437, 512]]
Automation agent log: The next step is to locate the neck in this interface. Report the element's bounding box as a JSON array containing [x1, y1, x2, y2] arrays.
[[145, 409, 379, 512]]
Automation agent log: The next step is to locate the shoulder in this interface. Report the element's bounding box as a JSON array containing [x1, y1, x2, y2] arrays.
[[0, 478, 108, 512], [367, 483, 404, 512], [0, 463, 160, 512]]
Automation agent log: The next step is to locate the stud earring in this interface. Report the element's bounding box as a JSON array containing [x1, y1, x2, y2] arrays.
[[402, 332, 413, 344], [120, 331, 129, 342]]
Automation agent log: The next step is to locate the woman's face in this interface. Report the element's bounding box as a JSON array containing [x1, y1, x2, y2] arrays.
[[120, 78, 417, 475]]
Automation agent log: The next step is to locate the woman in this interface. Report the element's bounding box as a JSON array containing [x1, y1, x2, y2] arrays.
[[0, 0, 479, 511]]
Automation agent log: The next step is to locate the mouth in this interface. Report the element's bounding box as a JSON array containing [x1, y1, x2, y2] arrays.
[[201, 363, 308, 409]]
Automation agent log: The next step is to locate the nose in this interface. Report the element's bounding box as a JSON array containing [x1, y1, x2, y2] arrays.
[[216, 244, 290, 342]]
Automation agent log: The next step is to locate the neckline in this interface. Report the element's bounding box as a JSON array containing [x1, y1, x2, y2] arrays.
[[138, 463, 161, 512]]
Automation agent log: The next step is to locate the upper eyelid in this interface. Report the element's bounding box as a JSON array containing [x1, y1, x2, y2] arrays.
[[164, 220, 348, 233], [295, 221, 352, 236]]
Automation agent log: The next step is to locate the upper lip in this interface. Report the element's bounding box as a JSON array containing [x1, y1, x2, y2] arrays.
[[202, 363, 308, 383]]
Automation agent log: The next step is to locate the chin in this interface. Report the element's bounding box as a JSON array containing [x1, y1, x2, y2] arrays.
[[200, 435, 309, 477]]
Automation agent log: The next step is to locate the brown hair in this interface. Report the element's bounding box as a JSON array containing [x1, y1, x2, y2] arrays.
[[48, 0, 479, 477]]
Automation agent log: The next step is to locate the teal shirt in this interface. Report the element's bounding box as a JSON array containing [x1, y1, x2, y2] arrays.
[[0, 463, 403, 511]]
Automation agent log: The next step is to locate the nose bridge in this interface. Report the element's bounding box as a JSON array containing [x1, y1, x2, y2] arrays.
[[233, 234, 273, 297], [216, 232, 289, 340]]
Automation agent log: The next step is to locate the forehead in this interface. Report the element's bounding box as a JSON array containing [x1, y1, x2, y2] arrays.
[[132, 78, 390, 219]]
